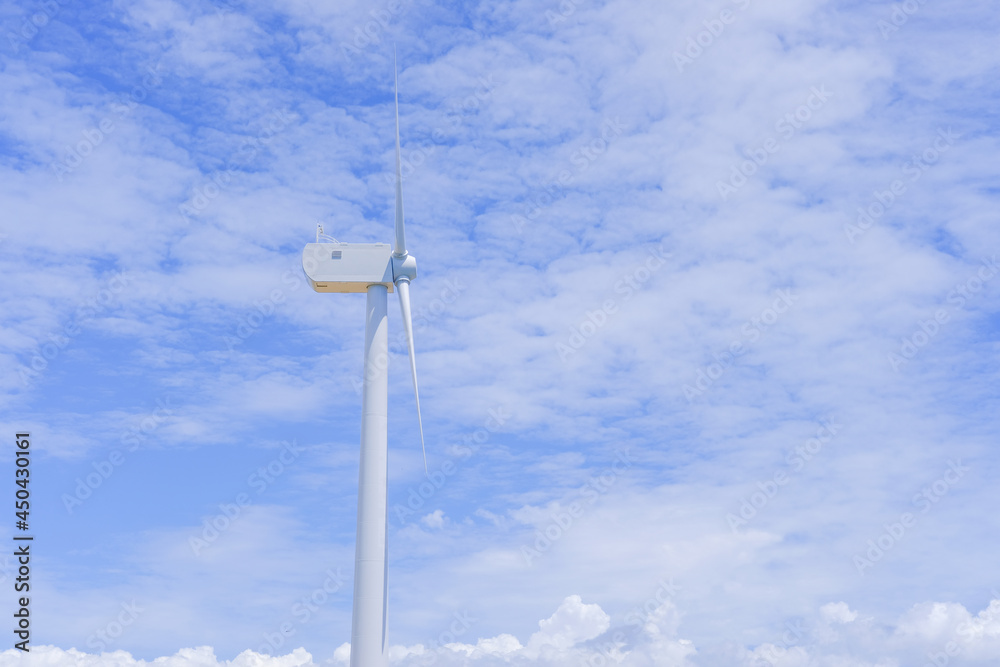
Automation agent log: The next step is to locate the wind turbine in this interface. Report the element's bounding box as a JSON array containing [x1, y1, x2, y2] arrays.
[[302, 55, 425, 667]]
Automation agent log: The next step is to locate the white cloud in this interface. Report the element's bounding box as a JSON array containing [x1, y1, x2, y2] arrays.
[[0, 646, 314, 667], [14, 595, 1000, 666], [421, 509, 446, 529], [819, 602, 858, 625], [524, 594, 610, 655]]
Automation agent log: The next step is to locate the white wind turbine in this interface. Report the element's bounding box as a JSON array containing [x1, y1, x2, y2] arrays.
[[301, 56, 425, 667]]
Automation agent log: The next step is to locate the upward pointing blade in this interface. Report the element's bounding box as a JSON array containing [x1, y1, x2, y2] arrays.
[[395, 278, 426, 473], [391, 49, 423, 474], [393, 47, 406, 258]]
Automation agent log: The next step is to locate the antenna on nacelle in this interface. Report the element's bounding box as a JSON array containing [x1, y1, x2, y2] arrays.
[[316, 223, 338, 244]]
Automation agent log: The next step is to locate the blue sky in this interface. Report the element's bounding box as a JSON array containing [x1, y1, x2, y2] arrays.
[[2, 0, 999, 665]]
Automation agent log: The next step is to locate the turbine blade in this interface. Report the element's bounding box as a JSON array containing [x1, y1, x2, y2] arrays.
[[393, 47, 406, 258], [396, 279, 426, 474]]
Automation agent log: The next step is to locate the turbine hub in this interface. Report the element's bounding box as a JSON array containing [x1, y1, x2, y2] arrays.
[[392, 253, 417, 283]]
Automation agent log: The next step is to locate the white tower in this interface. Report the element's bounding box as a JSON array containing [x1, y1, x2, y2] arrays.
[[302, 55, 425, 667]]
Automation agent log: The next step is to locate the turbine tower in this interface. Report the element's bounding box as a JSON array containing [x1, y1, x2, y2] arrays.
[[302, 55, 425, 667]]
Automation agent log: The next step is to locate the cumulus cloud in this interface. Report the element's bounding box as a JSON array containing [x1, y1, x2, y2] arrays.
[[819, 601, 858, 625], [524, 594, 610, 654], [0, 646, 314, 667], [11, 596, 1000, 667], [421, 509, 446, 529]]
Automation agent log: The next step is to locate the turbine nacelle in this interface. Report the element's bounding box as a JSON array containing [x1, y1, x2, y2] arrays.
[[302, 242, 418, 293], [302, 243, 393, 293]]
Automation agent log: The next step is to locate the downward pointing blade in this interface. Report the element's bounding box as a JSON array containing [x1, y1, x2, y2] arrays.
[[396, 278, 426, 473], [393, 48, 406, 258]]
